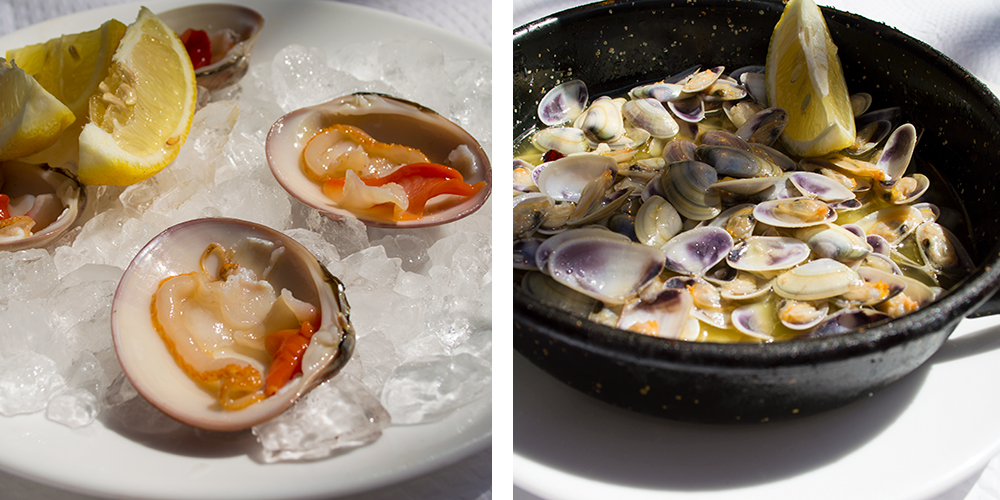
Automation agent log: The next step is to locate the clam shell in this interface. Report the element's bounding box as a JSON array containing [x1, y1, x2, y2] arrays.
[[158, 4, 264, 91], [112, 218, 354, 431], [266, 92, 491, 228], [0, 161, 85, 251]]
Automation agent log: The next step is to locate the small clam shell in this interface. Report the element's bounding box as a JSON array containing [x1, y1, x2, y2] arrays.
[[915, 221, 973, 277], [806, 309, 890, 338], [537, 154, 616, 202], [513, 192, 553, 238], [159, 4, 264, 91], [112, 218, 354, 431], [532, 127, 589, 154], [753, 197, 837, 228], [668, 95, 706, 123], [787, 171, 855, 202], [547, 237, 666, 304], [574, 96, 625, 143], [793, 223, 871, 263], [727, 236, 810, 272], [730, 301, 776, 340], [773, 259, 864, 301], [661, 226, 734, 276], [735, 107, 788, 146], [874, 123, 917, 182], [617, 288, 694, 339], [635, 195, 683, 248], [0, 161, 85, 251], [778, 299, 829, 331], [854, 205, 924, 244], [621, 98, 679, 139], [266, 93, 491, 228], [683, 66, 724, 92], [537, 79, 588, 126], [663, 160, 722, 220], [534, 227, 630, 273]]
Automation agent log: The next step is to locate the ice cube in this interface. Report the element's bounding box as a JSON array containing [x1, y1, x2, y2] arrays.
[[46, 388, 99, 428], [0, 351, 65, 416], [253, 374, 390, 463], [380, 353, 490, 425], [0, 248, 58, 303], [0, 299, 58, 362]]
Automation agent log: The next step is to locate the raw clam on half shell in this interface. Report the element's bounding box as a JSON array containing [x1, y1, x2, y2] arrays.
[[0, 161, 85, 251], [158, 3, 265, 91], [266, 92, 492, 228], [111, 218, 354, 431]]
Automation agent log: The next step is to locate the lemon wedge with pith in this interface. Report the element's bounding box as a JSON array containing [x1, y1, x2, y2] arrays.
[[78, 7, 197, 186], [766, 0, 856, 158]]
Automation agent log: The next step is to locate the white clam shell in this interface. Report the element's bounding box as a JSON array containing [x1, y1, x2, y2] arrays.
[[111, 218, 354, 431], [0, 161, 85, 251], [266, 92, 491, 228], [158, 4, 265, 91]]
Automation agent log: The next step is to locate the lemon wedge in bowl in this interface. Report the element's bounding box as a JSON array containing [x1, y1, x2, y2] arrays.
[[766, 0, 856, 158], [78, 7, 197, 186], [0, 60, 76, 161]]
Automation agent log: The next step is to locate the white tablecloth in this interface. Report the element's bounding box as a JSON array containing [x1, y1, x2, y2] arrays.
[[0, 1, 490, 499], [512, 1, 1000, 499]]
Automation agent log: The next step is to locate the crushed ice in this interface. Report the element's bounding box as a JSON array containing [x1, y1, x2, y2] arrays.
[[0, 38, 491, 463]]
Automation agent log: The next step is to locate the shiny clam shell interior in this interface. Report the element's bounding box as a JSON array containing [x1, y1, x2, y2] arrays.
[[157, 3, 264, 91], [266, 92, 492, 228], [111, 218, 354, 432], [0, 161, 85, 251]]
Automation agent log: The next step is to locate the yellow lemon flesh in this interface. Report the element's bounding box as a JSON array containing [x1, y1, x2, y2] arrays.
[[766, 0, 856, 158], [7, 19, 128, 166], [78, 7, 197, 186], [0, 60, 76, 161], [7, 19, 127, 119]]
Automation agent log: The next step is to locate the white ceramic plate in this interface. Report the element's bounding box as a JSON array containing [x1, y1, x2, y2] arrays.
[[514, 313, 1000, 500], [0, 1, 490, 499]]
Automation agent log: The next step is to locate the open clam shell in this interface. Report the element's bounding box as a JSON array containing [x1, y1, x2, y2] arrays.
[[111, 218, 354, 432], [266, 92, 492, 228], [0, 161, 85, 251], [158, 3, 264, 91]]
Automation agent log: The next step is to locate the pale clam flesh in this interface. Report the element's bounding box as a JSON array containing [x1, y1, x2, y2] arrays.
[[0, 161, 85, 251], [112, 218, 354, 431], [267, 92, 491, 228]]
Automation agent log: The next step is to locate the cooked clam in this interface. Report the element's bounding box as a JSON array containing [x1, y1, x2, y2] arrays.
[[158, 4, 265, 91], [266, 92, 491, 228], [111, 218, 354, 431], [0, 161, 85, 251]]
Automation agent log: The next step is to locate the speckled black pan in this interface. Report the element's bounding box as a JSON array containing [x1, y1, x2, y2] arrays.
[[513, 0, 1000, 423]]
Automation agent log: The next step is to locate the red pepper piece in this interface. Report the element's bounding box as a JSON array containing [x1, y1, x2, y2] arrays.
[[542, 149, 565, 162], [264, 321, 315, 396], [324, 163, 485, 220], [0, 194, 9, 220], [179, 28, 212, 70]]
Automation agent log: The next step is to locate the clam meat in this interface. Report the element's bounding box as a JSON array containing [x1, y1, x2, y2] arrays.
[[112, 218, 354, 431], [0, 161, 85, 251], [267, 93, 491, 228], [158, 4, 265, 91], [514, 65, 972, 343]]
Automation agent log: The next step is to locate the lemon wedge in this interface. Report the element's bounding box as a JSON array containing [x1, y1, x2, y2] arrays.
[[7, 19, 128, 167], [766, 0, 856, 158], [78, 7, 197, 186], [7, 19, 127, 119], [0, 60, 76, 161]]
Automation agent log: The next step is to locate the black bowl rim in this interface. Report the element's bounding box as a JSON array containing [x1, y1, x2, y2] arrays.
[[513, 0, 1000, 369]]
